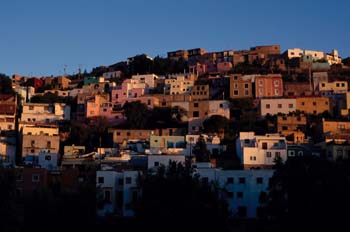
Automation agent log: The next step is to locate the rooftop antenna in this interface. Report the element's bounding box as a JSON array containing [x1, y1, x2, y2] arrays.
[[78, 64, 82, 79], [64, 65, 67, 76]]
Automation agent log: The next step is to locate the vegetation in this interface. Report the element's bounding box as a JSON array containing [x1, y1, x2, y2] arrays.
[[0, 74, 15, 95]]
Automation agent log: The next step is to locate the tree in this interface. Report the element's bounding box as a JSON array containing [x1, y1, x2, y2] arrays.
[[123, 101, 150, 129], [134, 162, 228, 232], [193, 135, 210, 162], [0, 74, 15, 95], [203, 115, 230, 135]]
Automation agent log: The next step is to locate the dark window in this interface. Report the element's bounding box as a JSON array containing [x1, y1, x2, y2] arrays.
[[262, 142, 267, 150], [194, 103, 199, 107], [193, 111, 199, 117], [126, 132, 131, 136], [239, 177, 246, 184], [202, 177, 209, 185], [125, 177, 132, 184], [256, 177, 263, 184], [98, 177, 104, 184], [154, 162, 159, 167], [227, 191, 234, 198], [104, 190, 111, 202], [237, 192, 244, 198], [227, 177, 234, 184]]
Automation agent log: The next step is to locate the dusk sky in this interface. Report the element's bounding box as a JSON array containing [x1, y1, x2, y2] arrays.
[[0, 0, 349, 76]]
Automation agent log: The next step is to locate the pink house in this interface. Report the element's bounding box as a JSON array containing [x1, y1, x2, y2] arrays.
[[255, 74, 283, 98], [111, 79, 146, 104]]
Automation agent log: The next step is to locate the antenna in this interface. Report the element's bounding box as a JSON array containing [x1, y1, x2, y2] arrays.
[[64, 65, 67, 76]]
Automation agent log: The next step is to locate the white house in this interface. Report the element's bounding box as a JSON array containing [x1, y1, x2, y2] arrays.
[[147, 154, 185, 170], [260, 98, 296, 116], [21, 103, 70, 122], [96, 169, 140, 217], [236, 132, 287, 169], [195, 168, 274, 218]]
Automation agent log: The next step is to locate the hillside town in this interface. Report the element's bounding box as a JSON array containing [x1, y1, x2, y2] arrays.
[[1, 45, 350, 231]]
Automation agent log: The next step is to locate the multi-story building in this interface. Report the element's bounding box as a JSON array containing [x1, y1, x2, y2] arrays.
[[96, 170, 140, 217], [283, 82, 312, 97], [229, 74, 253, 99], [131, 74, 158, 89], [86, 94, 110, 118], [167, 49, 189, 61], [325, 141, 350, 161], [14, 86, 35, 103], [236, 132, 287, 169], [277, 114, 307, 144], [21, 125, 59, 158], [14, 167, 49, 196], [318, 81, 348, 94], [190, 84, 210, 101], [285, 48, 342, 65], [255, 74, 283, 98], [164, 74, 194, 95], [296, 96, 331, 115], [0, 94, 16, 132], [195, 168, 274, 218], [103, 71, 122, 79], [322, 119, 350, 134], [21, 103, 70, 123], [259, 98, 296, 116], [147, 155, 185, 169]]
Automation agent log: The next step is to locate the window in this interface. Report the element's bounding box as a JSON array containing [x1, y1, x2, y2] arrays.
[[274, 80, 279, 86], [341, 83, 345, 87], [278, 104, 282, 108], [301, 102, 305, 106], [282, 126, 288, 130], [202, 177, 209, 185], [194, 102, 199, 107], [288, 104, 293, 108], [98, 177, 104, 184], [336, 83, 340, 87], [289, 150, 295, 156], [266, 152, 272, 158], [313, 102, 316, 106], [237, 192, 243, 198], [233, 90, 239, 96], [227, 191, 234, 198], [256, 177, 263, 184], [220, 103, 223, 108], [45, 155, 51, 161], [126, 132, 131, 136], [238, 206, 247, 218], [234, 83, 238, 89], [244, 83, 249, 89], [250, 156, 256, 161], [32, 174, 40, 182], [47, 141, 51, 148], [116, 132, 121, 136], [275, 89, 280, 95], [321, 83, 325, 87], [244, 90, 249, 96], [31, 140, 35, 146], [262, 142, 267, 150], [154, 161, 159, 167], [227, 177, 234, 184], [266, 104, 270, 109], [275, 152, 281, 158], [259, 80, 263, 86], [29, 105, 34, 110], [104, 190, 111, 202], [234, 76, 238, 80], [239, 177, 246, 184], [125, 177, 132, 184], [193, 111, 199, 117]]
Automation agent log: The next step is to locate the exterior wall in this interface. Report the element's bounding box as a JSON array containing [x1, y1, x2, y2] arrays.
[[196, 169, 274, 218], [103, 71, 122, 79], [131, 74, 158, 89], [42, 90, 69, 97], [236, 132, 287, 169], [21, 103, 70, 122], [150, 135, 185, 149], [86, 94, 110, 118], [0, 136, 16, 165], [260, 98, 296, 116], [230, 74, 253, 99], [14, 86, 35, 103], [319, 81, 347, 93], [147, 155, 185, 169], [21, 126, 60, 158], [167, 50, 189, 61], [15, 167, 49, 196], [111, 128, 181, 144], [190, 85, 210, 101], [0, 95, 16, 131], [84, 76, 104, 86], [217, 61, 233, 72], [286, 48, 304, 59], [296, 97, 331, 115], [277, 115, 307, 132], [326, 142, 350, 161], [323, 120, 350, 134], [283, 82, 312, 97], [255, 75, 283, 98]]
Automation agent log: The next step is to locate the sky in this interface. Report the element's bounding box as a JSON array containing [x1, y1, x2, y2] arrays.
[[0, 0, 349, 77]]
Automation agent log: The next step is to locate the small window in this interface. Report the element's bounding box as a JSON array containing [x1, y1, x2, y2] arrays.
[[227, 191, 234, 198], [266, 152, 272, 158], [193, 111, 199, 117], [29, 105, 34, 110], [227, 177, 234, 184], [239, 177, 246, 184], [313, 102, 316, 106], [266, 104, 270, 109], [278, 104, 282, 108], [256, 177, 263, 184], [202, 177, 209, 185], [237, 192, 244, 198], [125, 177, 132, 184], [116, 132, 121, 136], [98, 177, 104, 184], [154, 161, 159, 167], [32, 174, 40, 182], [233, 90, 239, 96], [194, 102, 199, 107], [288, 104, 293, 108], [126, 132, 131, 136]]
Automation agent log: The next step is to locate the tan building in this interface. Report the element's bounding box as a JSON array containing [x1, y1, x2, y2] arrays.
[[21, 125, 60, 158], [21, 103, 70, 123], [322, 119, 350, 134], [319, 81, 348, 94], [277, 115, 307, 144], [283, 82, 312, 97], [110, 128, 183, 144], [190, 85, 210, 101], [167, 50, 189, 61], [229, 74, 253, 99], [296, 97, 331, 115], [0, 94, 16, 132]]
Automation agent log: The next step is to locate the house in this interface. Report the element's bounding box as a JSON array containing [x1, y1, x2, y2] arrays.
[[21, 125, 60, 159], [0, 94, 16, 132], [147, 154, 185, 170], [236, 132, 287, 169], [322, 119, 350, 134], [277, 114, 307, 144], [14, 167, 49, 197], [21, 103, 70, 123], [184, 134, 226, 157], [14, 86, 35, 103], [254, 74, 283, 98], [287, 144, 322, 157], [296, 96, 331, 115], [84, 76, 105, 86], [318, 81, 348, 94], [131, 74, 158, 89], [147, 135, 186, 155], [325, 141, 350, 161], [283, 82, 312, 97], [260, 98, 296, 116], [167, 49, 189, 61], [229, 74, 253, 99], [96, 169, 140, 217], [195, 168, 274, 218], [190, 84, 210, 101]]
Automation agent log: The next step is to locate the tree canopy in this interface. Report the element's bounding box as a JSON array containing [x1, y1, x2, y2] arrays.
[[0, 74, 15, 95]]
